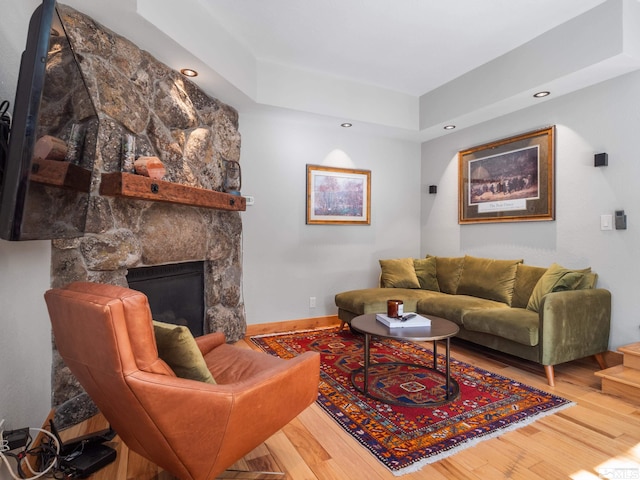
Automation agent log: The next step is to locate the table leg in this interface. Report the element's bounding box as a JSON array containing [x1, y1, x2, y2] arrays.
[[433, 340, 438, 370], [445, 337, 451, 400], [363, 333, 370, 395]]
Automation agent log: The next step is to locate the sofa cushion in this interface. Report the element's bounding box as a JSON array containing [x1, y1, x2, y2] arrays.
[[413, 257, 440, 291], [526, 263, 590, 312], [456, 255, 522, 305], [430, 256, 465, 294], [463, 308, 539, 346], [417, 294, 508, 326], [511, 264, 547, 309], [379, 258, 421, 288], [152, 320, 216, 384], [577, 272, 598, 289], [335, 288, 437, 315]]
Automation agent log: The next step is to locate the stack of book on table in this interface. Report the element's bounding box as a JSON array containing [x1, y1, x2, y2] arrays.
[[375, 313, 431, 328]]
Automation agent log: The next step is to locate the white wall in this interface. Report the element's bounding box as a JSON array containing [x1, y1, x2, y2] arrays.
[[0, 242, 52, 424], [421, 70, 640, 350], [239, 112, 422, 324], [0, 1, 53, 466], [0, 0, 38, 96]]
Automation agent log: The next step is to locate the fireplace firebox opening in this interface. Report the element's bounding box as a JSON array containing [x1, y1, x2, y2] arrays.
[[127, 261, 205, 337]]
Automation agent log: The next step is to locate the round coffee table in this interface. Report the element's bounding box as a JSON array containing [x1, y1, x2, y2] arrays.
[[350, 313, 460, 407]]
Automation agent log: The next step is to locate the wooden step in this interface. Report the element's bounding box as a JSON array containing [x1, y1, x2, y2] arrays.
[[595, 364, 640, 404], [619, 342, 640, 369]]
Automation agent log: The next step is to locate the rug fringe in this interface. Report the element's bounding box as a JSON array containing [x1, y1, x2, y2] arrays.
[[391, 400, 576, 476]]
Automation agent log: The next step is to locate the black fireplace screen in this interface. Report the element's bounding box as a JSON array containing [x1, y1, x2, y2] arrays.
[[127, 261, 204, 337]]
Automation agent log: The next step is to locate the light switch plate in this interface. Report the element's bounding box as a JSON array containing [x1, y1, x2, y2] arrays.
[[600, 214, 613, 230]]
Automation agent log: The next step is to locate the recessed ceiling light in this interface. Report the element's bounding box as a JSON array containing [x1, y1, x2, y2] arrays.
[[180, 68, 198, 78], [341, 123, 353, 128], [533, 91, 550, 98], [443, 125, 456, 130]]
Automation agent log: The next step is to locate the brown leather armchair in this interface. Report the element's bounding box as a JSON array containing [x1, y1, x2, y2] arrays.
[[45, 282, 320, 480]]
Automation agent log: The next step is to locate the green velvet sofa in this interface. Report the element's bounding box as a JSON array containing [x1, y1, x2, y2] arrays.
[[334, 255, 611, 386]]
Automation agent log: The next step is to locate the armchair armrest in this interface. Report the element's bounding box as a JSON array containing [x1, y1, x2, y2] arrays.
[[538, 288, 611, 366], [195, 331, 226, 356], [128, 349, 320, 474]]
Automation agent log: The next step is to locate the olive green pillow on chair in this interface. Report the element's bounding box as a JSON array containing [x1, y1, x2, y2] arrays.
[[152, 320, 216, 384], [379, 258, 421, 288], [526, 263, 589, 313]]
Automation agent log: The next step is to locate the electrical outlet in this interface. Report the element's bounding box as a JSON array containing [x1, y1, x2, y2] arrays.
[[309, 297, 316, 308]]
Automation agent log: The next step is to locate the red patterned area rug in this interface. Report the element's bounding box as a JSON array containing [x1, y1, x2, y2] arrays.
[[251, 327, 575, 476]]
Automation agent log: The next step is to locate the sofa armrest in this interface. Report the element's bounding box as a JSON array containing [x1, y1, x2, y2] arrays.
[[538, 288, 611, 366]]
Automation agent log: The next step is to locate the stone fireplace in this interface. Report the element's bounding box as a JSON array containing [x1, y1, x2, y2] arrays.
[[49, 5, 246, 426]]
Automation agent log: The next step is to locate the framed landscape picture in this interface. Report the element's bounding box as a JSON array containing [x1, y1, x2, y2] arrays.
[[306, 165, 371, 225], [458, 126, 555, 224]]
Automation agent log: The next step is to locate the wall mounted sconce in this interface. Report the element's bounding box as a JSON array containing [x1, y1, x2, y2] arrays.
[[594, 153, 608, 167], [615, 210, 627, 230], [428, 185, 437, 194]]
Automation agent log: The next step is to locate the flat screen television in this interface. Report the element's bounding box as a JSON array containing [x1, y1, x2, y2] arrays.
[[0, 0, 97, 241]]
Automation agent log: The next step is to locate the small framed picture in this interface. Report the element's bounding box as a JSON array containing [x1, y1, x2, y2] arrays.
[[306, 165, 371, 225]]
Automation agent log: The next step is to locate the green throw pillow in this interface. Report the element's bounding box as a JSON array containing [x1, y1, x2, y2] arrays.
[[511, 264, 547, 309], [456, 255, 522, 305], [379, 258, 420, 288], [152, 320, 216, 384], [429, 255, 465, 294], [526, 263, 588, 313], [577, 272, 598, 289], [413, 257, 440, 291]]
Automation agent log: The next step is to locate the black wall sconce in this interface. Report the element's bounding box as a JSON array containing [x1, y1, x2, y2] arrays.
[[428, 185, 437, 194], [615, 210, 627, 230], [594, 153, 608, 167]]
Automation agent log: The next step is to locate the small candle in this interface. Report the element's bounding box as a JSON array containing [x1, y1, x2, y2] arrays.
[[387, 300, 403, 318]]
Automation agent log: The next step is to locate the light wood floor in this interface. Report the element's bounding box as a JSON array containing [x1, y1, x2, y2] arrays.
[[58, 320, 640, 480]]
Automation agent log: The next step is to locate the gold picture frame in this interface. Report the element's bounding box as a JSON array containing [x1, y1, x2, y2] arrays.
[[458, 126, 555, 224], [306, 165, 371, 225]]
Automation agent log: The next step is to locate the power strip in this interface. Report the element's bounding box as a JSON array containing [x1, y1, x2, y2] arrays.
[[3, 428, 29, 451]]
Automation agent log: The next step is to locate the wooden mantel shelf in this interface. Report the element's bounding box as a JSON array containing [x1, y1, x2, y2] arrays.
[[30, 159, 92, 192], [99, 172, 246, 211]]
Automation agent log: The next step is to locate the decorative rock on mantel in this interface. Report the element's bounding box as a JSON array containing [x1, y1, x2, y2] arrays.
[[49, 5, 246, 427]]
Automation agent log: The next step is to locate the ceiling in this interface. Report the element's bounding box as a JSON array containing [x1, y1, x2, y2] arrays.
[[61, 0, 640, 140], [199, 0, 606, 97]]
